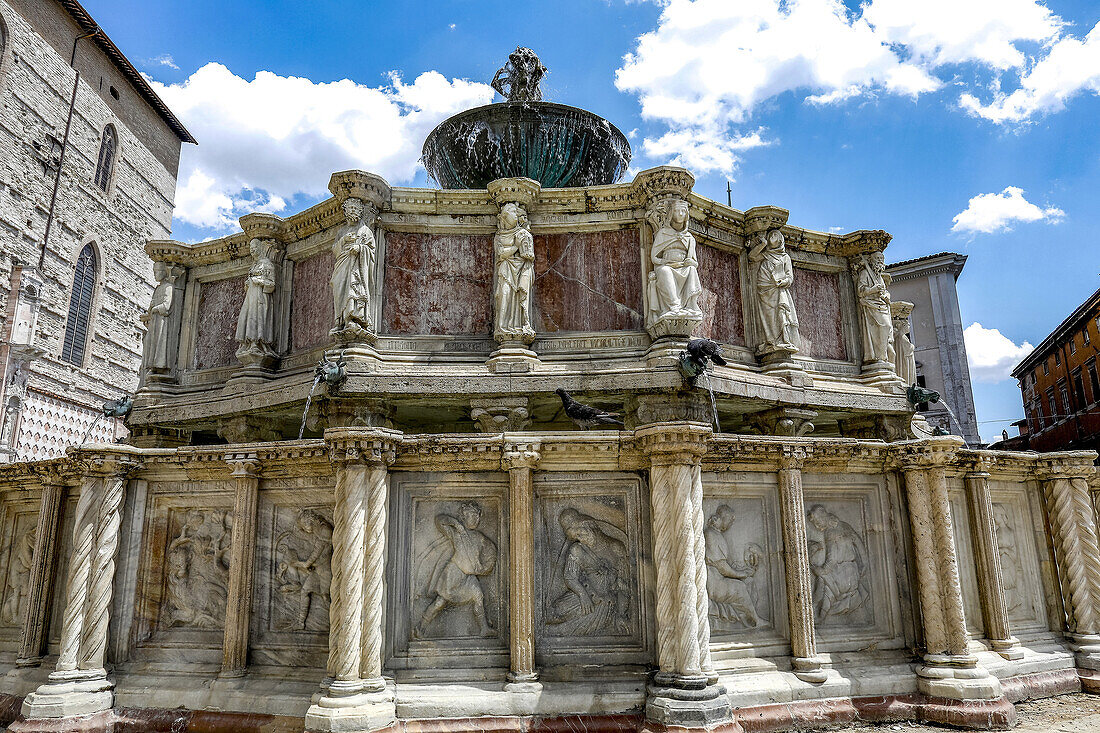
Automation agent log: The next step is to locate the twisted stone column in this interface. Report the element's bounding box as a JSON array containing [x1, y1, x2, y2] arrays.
[[893, 440, 1003, 706], [964, 464, 1022, 660], [777, 448, 827, 683], [503, 442, 540, 688], [306, 428, 400, 733], [22, 450, 141, 721], [1038, 455, 1100, 675], [17, 470, 68, 667], [636, 422, 731, 729], [221, 456, 262, 676]]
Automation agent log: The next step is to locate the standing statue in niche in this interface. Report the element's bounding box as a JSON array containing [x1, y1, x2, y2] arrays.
[[748, 229, 800, 353], [163, 509, 232, 629], [646, 198, 703, 325], [491, 47, 547, 103], [236, 238, 278, 364], [893, 316, 917, 386], [1, 524, 35, 624], [704, 505, 766, 629], [852, 252, 894, 364], [141, 261, 176, 374], [546, 508, 632, 635], [276, 509, 333, 631], [493, 202, 535, 341], [416, 502, 497, 638], [807, 505, 870, 624], [330, 197, 376, 340]]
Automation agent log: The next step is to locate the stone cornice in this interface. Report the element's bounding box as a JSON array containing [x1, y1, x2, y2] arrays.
[[324, 427, 403, 466], [632, 166, 695, 203], [1035, 452, 1098, 480], [487, 178, 541, 207], [634, 421, 712, 459]]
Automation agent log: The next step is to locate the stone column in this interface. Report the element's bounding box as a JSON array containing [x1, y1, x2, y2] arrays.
[[221, 455, 262, 676], [503, 441, 540, 689], [964, 462, 1023, 660], [894, 440, 1004, 710], [1037, 455, 1100, 682], [17, 468, 68, 667], [22, 449, 141, 721], [636, 422, 731, 729], [777, 447, 827, 683], [306, 428, 400, 733]]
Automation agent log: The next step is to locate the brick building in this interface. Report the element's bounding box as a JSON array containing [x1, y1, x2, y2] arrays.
[[887, 252, 980, 445], [0, 0, 193, 460], [1009, 286, 1100, 453]]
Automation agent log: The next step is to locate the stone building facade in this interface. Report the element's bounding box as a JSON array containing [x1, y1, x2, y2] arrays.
[[0, 0, 193, 462], [887, 252, 980, 445], [1009, 286, 1100, 453]]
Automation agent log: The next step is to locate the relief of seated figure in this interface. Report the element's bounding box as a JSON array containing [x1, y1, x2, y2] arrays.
[[546, 508, 632, 636], [704, 505, 767, 630], [807, 505, 870, 625]]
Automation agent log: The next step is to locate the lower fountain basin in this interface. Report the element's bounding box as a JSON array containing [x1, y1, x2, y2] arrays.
[[422, 102, 631, 190]]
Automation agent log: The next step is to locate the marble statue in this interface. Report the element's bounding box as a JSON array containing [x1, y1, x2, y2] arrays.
[[704, 505, 765, 629], [646, 198, 702, 324], [807, 505, 869, 624], [276, 509, 333, 631], [493, 202, 535, 341], [163, 509, 231, 629], [546, 508, 631, 635], [853, 252, 894, 364], [893, 316, 916, 386], [748, 229, 800, 353], [236, 239, 278, 363], [491, 46, 547, 102], [1, 523, 34, 625], [141, 261, 175, 373], [330, 197, 376, 339], [416, 502, 497, 638]]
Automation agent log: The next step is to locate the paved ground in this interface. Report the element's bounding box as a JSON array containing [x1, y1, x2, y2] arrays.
[[824, 692, 1100, 732]]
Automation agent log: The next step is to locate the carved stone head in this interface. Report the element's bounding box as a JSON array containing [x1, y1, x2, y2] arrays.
[[498, 202, 525, 231], [342, 197, 365, 225], [153, 261, 168, 282], [459, 501, 482, 529], [869, 251, 886, 272], [766, 229, 785, 251], [807, 504, 836, 531], [648, 197, 689, 234], [710, 504, 736, 531]]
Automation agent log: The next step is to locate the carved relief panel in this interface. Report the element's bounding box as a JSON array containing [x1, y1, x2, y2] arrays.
[[131, 481, 234, 663], [990, 482, 1049, 634], [47, 494, 78, 651], [534, 474, 652, 668], [802, 476, 904, 652], [948, 487, 984, 637], [251, 481, 334, 668], [702, 473, 787, 658], [0, 499, 39, 642], [387, 473, 508, 674]]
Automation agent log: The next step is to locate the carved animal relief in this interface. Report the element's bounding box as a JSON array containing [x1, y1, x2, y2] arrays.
[[161, 509, 232, 630]]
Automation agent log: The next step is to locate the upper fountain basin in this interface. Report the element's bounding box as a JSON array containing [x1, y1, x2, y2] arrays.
[[422, 101, 631, 190]]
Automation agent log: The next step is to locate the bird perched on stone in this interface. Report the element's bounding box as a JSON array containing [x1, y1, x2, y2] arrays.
[[555, 388, 624, 430], [687, 338, 728, 369]]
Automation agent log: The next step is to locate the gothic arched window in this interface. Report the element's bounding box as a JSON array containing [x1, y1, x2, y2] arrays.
[[61, 244, 97, 366], [93, 125, 117, 192]]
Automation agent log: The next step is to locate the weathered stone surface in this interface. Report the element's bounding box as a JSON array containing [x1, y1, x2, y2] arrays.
[[533, 230, 644, 333], [792, 268, 846, 360], [291, 251, 336, 351], [696, 244, 745, 346], [194, 277, 246, 369], [382, 233, 493, 336]]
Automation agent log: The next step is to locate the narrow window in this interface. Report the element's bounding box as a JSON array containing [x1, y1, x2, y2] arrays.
[[1073, 369, 1085, 406], [1046, 388, 1056, 424], [1044, 361, 1050, 376], [1085, 329, 1091, 346], [93, 125, 117, 192], [1089, 361, 1100, 403], [61, 244, 96, 366], [1070, 338, 1077, 355], [1055, 350, 1061, 366], [1060, 383, 1071, 415]]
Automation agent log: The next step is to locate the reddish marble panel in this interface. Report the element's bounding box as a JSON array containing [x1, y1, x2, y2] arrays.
[[533, 229, 643, 333], [792, 268, 847, 361], [382, 233, 493, 336], [193, 276, 245, 369], [696, 244, 745, 346], [290, 250, 334, 351]]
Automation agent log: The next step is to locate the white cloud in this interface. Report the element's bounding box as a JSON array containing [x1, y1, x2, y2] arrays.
[[951, 186, 1064, 234], [960, 21, 1100, 123], [152, 63, 493, 231], [641, 127, 769, 175], [150, 54, 180, 70], [964, 323, 1033, 383]]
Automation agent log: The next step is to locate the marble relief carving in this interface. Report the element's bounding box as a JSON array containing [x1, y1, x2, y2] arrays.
[[749, 230, 800, 355], [414, 501, 499, 639], [274, 509, 333, 631], [993, 502, 1027, 617], [493, 202, 535, 343], [161, 509, 232, 630], [704, 505, 769, 630], [331, 197, 377, 341], [806, 504, 871, 627], [235, 238, 280, 366], [1, 513, 36, 626], [545, 508, 632, 635], [646, 197, 703, 331]]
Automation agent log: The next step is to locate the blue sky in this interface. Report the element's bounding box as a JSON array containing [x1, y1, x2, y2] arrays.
[[84, 0, 1100, 442]]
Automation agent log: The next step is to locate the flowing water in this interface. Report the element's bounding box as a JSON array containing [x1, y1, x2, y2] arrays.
[[939, 401, 968, 445], [702, 372, 721, 433], [298, 373, 324, 440]]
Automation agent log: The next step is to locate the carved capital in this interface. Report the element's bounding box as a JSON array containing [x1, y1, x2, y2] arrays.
[[471, 397, 531, 433], [70, 448, 143, 479], [891, 300, 914, 321], [743, 205, 789, 238], [635, 421, 711, 461], [325, 427, 403, 466], [328, 170, 392, 213], [144, 239, 192, 266], [747, 407, 817, 437], [779, 444, 813, 470], [830, 229, 892, 259], [487, 177, 541, 207], [1036, 453, 1097, 481], [224, 455, 262, 478], [239, 213, 292, 246], [632, 166, 695, 206], [502, 441, 541, 471], [887, 437, 965, 470]]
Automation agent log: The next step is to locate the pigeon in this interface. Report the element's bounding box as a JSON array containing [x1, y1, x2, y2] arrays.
[[686, 338, 728, 370], [555, 388, 625, 430]]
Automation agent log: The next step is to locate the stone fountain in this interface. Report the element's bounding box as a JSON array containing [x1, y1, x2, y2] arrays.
[[1, 49, 1099, 733]]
